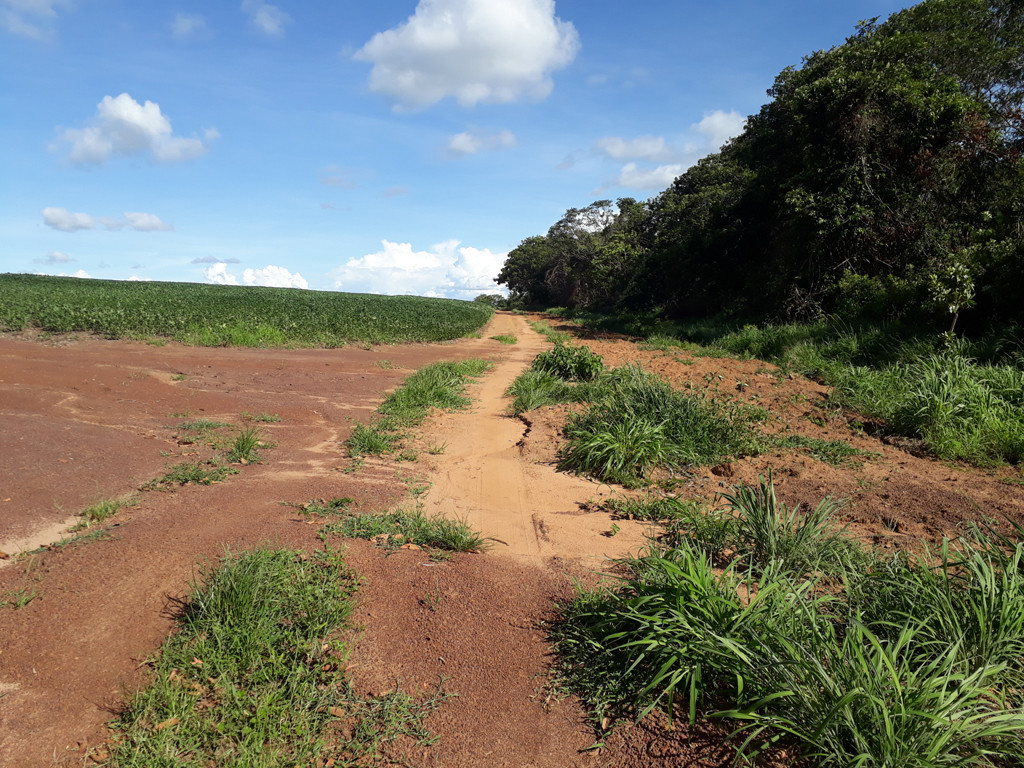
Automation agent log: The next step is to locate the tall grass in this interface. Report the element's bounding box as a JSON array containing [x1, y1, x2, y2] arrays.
[[552, 477, 1024, 766], [564, 311, 1024, 466], [559, 366, 761, 484]]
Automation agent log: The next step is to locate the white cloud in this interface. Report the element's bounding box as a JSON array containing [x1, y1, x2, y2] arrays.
[[355, 0, 579, 110], [595, 135, 676, 163], [203, 263, 309, 289], [203, 263, 239, 285], [35, 268, 92, 279], [692, 109, 746, 150], [446, 129, 517, 156], [52, 93, 216, 165], [43, 206, 94, 231], [330, 239, 506, 298], [126, 275, 152, 281], [611, 162, 686, 190], [1, 0, 69, 40], [598, 109, 747, 191], [33, 250, 74, 264], [243, 265, 308, 289], [241, 0, 290, 36], [43, 206, 173, 231], [123, 212, 173, 231], [171, 12, 208, 40]]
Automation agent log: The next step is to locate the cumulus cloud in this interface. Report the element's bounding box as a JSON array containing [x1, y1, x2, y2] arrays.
[[33, 250, 74, 264], [123, 211, 173, 231], [241, 0, 290, 36], [243, 265, 308, 289], [595, 135, 677, 163], [52, 93, 216, 165], [42, 206, 173, 231], [203, 263, 238, 285], [171, 12, 209, 40], [446, 129, 517, 156], [693, 109, 746, 150], [42, 206, 94, 232], [597, 109, 747, 191], [330, 239, 506, 298], [610, 162, 686, 190], [1, 0, 69, 40], [126, 275, 152, 281], [203, 263, 309, 289], [355, 0, 579, 110], [192, 256, 240, 264]]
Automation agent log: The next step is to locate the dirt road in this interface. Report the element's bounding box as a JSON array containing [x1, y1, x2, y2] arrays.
[[2, 312, 1022, 767]]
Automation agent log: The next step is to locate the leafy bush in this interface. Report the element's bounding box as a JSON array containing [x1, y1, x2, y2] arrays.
[[531, 344, 604, 382]]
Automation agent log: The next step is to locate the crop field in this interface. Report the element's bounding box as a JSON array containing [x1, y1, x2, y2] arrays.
[[0, 274, 493, 346]]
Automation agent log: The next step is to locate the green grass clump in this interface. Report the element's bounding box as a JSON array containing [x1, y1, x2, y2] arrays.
[[0, 273, 493, 347], [344, 359, 492, 457], [777, 434, 875, 467], [559, 366, 760, 484], [241, 412, 281, 423], [176, 419, 231, 432], [103, 547, 444, 766], [506, 369, 586, 414], [224, 426, 265, 464], [490, 334, 517, 344], [326, 507, 489, 552], [144, 461, 238, 489], [552, 478, 1024, 767], [528, 319, 572, 344], [72, 497, 133, 530], [531, 344, 604, 382], [826, 347, 1024, 465]]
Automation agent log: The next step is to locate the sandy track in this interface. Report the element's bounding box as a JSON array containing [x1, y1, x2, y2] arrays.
[[420, 314, 649, 563]]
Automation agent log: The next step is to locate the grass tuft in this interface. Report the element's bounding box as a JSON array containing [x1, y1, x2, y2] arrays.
[[326, 507, 489, 552], [102, 547, 445, 766]]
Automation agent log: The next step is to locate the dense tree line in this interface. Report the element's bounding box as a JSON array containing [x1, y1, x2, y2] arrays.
[[498, 0, 1024, 332]]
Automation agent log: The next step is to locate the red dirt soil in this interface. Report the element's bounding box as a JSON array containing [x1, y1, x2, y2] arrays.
[[2, 313, 1022, 767]]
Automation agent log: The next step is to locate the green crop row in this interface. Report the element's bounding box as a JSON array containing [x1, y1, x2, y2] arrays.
[[0, 274, 493, 346]]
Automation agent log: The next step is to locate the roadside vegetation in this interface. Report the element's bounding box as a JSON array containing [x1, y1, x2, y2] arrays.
[[344, 359, 492, 459], [552, 476, 1024, 766], [558, 313, 1024, 467], [509, 345, 762, 485], [102, 547, 445, 767], [324, 507, 489, 554], [0, 274, 493, 347]]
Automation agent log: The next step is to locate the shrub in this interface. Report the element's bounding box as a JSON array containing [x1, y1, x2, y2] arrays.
[[531, 344, 604, 382]]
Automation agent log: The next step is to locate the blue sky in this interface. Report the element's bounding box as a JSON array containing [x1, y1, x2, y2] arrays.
[[2, 0, 915, 298]]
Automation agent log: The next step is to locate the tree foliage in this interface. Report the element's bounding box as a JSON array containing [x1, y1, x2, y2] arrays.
[[498, 0, 1024, 332]]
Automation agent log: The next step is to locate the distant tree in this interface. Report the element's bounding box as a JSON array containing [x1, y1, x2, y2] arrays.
[[473, 293, 507, 309]]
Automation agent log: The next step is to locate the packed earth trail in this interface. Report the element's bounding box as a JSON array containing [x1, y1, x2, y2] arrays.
[[417, 312, 649, 562]]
